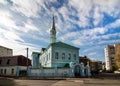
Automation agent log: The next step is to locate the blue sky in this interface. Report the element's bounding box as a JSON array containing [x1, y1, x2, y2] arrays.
[[0, 0, 120, 61]]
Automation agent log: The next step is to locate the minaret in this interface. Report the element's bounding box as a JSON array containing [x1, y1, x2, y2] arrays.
[[50, 15, 56, 43]]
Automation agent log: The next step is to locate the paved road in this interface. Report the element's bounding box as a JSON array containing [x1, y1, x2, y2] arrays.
[[84, 79, 120, 86], [15, 80, 58, 86], [14, 79, 83, 86], [14, 79, 120, 86], [1, 78, 120, 86]]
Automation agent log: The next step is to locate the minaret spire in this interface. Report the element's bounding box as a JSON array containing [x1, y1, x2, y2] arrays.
[[50, 15, 56, 43], [52, 15, 55, 30]]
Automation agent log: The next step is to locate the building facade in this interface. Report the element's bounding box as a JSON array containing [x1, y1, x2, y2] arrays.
[[104, 45, 115, 71], [32, 52, 40, 68], [39, 42, 79, 67], [0, 55, 31, 76], [31, 16, 91, 77], [0, 46, 13, 56], [91, 60, 102, 73]]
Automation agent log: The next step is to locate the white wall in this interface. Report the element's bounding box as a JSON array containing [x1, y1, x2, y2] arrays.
[[29, 68, 71, 77], [39, 46, 52, 67], [0, 66, 27, 76], [0, 66, 17, 76]]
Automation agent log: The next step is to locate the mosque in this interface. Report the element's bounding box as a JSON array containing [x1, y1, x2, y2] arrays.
[[32, 16, 79, 68], [30, 16, 91, 77]]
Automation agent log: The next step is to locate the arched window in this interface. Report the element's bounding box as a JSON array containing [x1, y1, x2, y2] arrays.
[[62, 53, 65, 59], [68, 53, 71, 60], [74, 54, 76, 60], [55, 52, 59, 59]]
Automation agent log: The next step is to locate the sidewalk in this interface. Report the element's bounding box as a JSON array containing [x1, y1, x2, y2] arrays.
[[52, 78, 120, 86]]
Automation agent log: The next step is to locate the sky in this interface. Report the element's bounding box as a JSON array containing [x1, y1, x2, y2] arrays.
[[0, 0, 120, 61]]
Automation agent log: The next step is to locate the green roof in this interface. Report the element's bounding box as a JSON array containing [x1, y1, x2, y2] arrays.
[[41, 48, 46, 51], [32, 52, 40, 55], [51, 41, 79, 49]]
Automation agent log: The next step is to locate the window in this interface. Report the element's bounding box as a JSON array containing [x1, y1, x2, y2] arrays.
[[7, 59, 10, 65], [55, 52, 59, 59], [68, 53, 71, 60], [4, 69, 6, 74], [62, 53, 65, 59], [49, 53, 50, 59], [0, 60, 2, 64], [11, 69, 14, 74], [1, 69, 3, 74], [74, 54, 76, 60], [47, 55, 48, 60]]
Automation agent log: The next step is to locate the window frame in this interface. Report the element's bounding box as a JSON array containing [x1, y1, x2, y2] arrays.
[[7, 59, 10, 65], [74, 54, 76, 60], [55, 52, 59, 59], [62, 53, 65, 59], [11, 69, 14, 74], [68, 53, 71, 60], [4, 69, 6, 74], [0, 60, 2, 64]]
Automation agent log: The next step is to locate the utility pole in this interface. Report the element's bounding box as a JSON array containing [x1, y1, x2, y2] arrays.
[[26, 48, 29, 76]]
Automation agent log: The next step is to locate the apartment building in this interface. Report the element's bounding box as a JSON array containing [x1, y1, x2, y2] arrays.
[[104, 45, 115, 71]]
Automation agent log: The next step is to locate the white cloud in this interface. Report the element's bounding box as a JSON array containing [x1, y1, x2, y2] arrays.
[[59, 31, 79, 41], [58, 27, 107, 46], [0, 28, 24, 42], [11, 0, 44, 17], [92, 32, 120, 40], [98, 39, 120, 45], [94, 0, 120, 25], [5, 31, 24, 42], [72, 39, 83, 46], [0, 10, 17, 30], [106, 19, 120, 29], [58, 6, 69, 21], [0, 28, 24, 44], [68, 0, 92, 27], [67, 0, 120, 27], [86, 27, 107, 35], [93, 0, 120, 25], [93, 6, 104, 26], [0, 0, 8, 5], [0, 9, 40, 40], [88, 52, 97, 56], [0, 28, 40, 59], [21, 20, 39, 32]]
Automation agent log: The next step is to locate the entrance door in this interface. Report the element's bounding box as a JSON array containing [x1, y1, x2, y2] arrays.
[[74, 65, 80, 77]]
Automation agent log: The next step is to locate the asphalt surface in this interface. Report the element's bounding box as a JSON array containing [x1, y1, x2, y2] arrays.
[[1, 73, 120, 86], [1, 78, 120, 86]]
